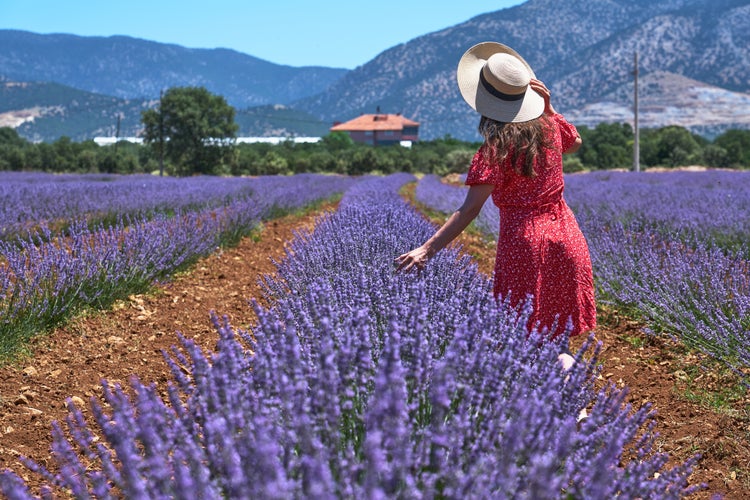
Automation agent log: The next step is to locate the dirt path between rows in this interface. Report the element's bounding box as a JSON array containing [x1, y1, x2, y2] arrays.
[[1, 197, 748, 498]]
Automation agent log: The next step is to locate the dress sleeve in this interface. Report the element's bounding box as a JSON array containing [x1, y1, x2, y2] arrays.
[[551, 113, 579, 152], [465, 146, 499, 186]]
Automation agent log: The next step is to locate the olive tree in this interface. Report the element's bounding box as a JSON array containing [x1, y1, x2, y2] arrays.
[[142, 87, 238, 176]]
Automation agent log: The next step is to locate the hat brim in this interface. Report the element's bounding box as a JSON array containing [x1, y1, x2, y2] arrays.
[[456, 41, 545, 123]]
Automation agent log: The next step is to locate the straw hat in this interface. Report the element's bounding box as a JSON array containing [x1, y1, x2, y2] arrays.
[[456, 41, 544, 123]]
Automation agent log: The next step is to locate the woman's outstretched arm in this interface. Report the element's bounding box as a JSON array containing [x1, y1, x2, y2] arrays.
[[394, 183, 494, 272]]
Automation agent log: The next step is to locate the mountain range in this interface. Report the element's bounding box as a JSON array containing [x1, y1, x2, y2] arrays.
[[295, 0, 750, 140], [0, 30, 347, 108], [1, 0, 749, 142], [0, 81, 331, 142]]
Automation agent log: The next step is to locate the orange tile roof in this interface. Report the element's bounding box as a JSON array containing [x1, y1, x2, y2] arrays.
[[330, 114, 419, 132]]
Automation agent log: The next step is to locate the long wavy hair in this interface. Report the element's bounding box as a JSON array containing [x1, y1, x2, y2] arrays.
[[478, 115, 553, 178]]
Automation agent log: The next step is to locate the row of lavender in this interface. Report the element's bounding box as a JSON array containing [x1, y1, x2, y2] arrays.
[[1, 174, 700, 498], [416, 171, 750, 374], [0, 172, 266, 241], [565, 171, 750, 372], [0, 173, 356, 361], [565, 170, 750, 255], [415, 174, 499, 237]]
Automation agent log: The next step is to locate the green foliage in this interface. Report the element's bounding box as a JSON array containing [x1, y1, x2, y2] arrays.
[[0, 128, 156, 174], [569, 123, 749, 170], [654, 126, 703, 167], [446, 149, 474, 169], [0, 127, 26, 147], [142, 86, 238, 176], [577, 123, 633, 169], [714, 129, 750, 168], [258, 151, 291, 175], [321, 131, 355, 151], [2, 120, 750, 176], [563, 155, 585, 173], [637, 126, 707, 168], [0, 143, 25, 170], [702, 144, 730, 168]]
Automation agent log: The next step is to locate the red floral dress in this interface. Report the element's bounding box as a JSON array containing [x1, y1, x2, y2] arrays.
[[465, 113, 596, 337]]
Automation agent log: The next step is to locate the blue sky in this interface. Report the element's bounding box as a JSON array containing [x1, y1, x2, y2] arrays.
[[1, 0, 525, 69]]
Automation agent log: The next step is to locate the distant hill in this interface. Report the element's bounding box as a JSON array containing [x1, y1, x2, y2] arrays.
[[294, 0, 750, 140], [565, 71, 750, 139], [0, 80, 330, 142], [0, 30, 348, 109], [2, 0, 749, 142], [0, 80, 151, 142], [234, 105, 330, 138]]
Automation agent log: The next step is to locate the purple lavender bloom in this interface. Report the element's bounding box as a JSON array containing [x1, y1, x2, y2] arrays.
[[564, 171, 750, 374], [1, 174, 702, 498], [416, 171, 750, 378], [564, 170, 750, 251], [0, 173, 355, 359], [0, 172, 357, 241], [582, 215, 750, 374], [0, 172, 251, 240], [416, 174, 499, 237]]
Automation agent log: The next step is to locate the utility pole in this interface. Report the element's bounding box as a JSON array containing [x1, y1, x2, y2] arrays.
[[158, 89, 165, 176], [633, 51, 640, 172], [114, 114, 121, 155]]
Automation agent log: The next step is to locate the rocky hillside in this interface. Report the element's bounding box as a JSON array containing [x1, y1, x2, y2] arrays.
[[565, 71, 750, 138], [295, 0, 750, 140], [0, 80, 330, 142], [0, 80, 151, 142], [0, 30, 348, 109], [1, 0, 748, 141]]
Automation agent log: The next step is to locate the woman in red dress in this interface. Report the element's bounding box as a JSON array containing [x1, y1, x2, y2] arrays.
[[395, 42, 596, 367]]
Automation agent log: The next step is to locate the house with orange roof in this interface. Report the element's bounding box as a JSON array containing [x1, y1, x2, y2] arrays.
[[330, 112, 419, 146]]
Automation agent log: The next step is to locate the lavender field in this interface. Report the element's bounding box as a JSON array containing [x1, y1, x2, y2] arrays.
[[0, 173, 704, 498], [416, 170, 750, 378], [0, 172, 356, 361], [0, 172, 354, 241]]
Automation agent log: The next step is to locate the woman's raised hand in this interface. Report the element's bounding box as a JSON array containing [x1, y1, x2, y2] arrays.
[[530, 78, 556, 115]]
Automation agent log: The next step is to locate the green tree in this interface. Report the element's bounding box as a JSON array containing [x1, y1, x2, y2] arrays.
[[51, 137, 77, 173], [702, 144, 730, 168], [231, 145, 261, 176], [36, 142, 57, 172], [563, 155, 585, 173], [76, 149, 98, 173], [714, 129, 750, 168], [639, 128, 660, 167], [577, 122, 633, 169], [307, 151, 337, 173], [445, 149, 474, 174], [346, 148, 378, 175], [411, 149, 442, 174], [142, 87, 238, 176], [0, 127, 27, 148], [654, 126, 702, 167], [258, 151, 290, 175], [321, 131, 355, 151], [23, 145, 43, 171]]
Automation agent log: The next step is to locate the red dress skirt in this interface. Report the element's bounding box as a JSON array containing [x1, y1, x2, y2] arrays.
[[465, 113, 596, 337]]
